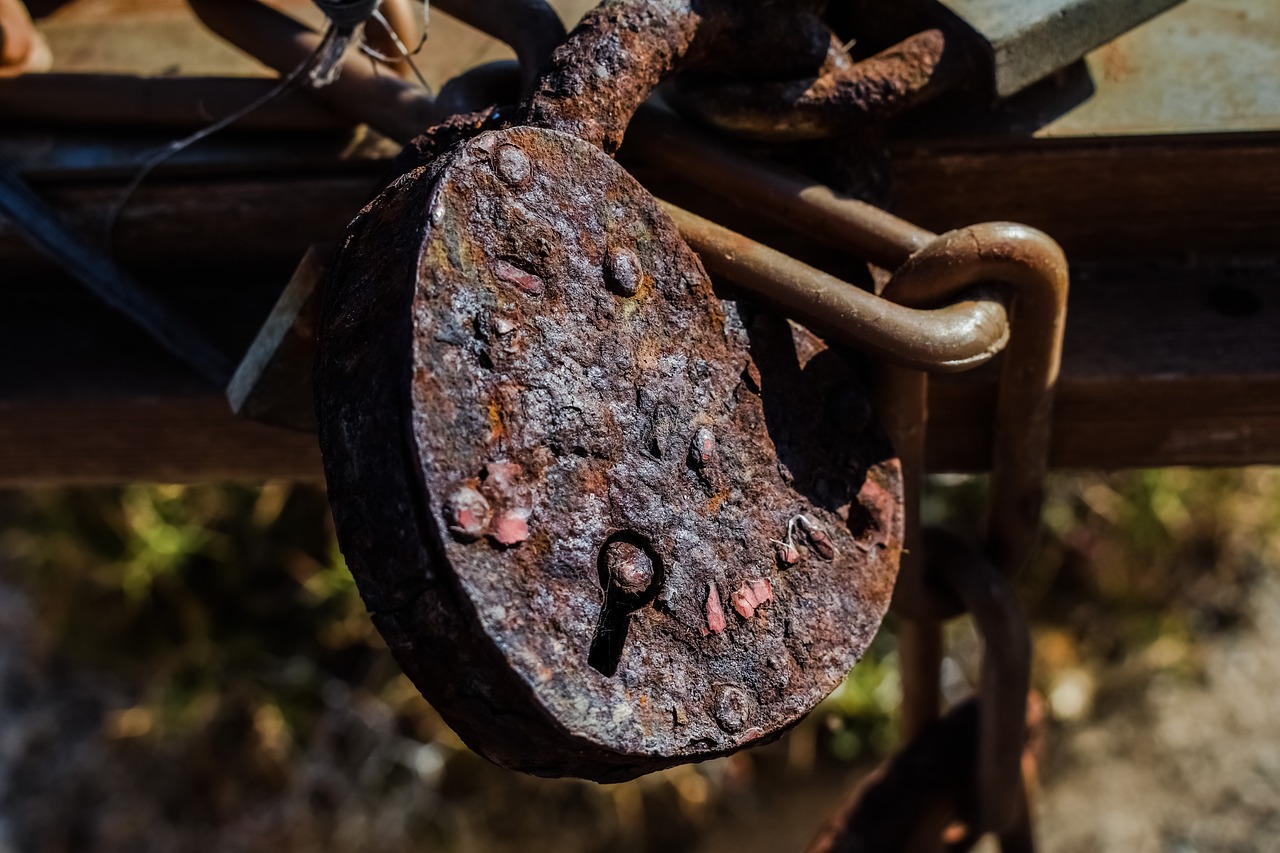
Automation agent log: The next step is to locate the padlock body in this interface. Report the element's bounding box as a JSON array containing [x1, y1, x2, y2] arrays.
[[316, 127, 903, 781]]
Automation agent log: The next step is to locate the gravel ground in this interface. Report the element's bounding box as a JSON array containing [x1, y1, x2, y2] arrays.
[[1036, 576, 1280, 852], [2, 576, 1278, 852]]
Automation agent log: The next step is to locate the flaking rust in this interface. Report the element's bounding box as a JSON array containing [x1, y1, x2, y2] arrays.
[[316, 126, 902, 781]]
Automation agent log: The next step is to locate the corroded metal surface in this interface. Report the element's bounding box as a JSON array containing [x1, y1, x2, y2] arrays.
[[523, 0, 833, 154], [668, 29, 969, 141], [316, 126, 903, 780]]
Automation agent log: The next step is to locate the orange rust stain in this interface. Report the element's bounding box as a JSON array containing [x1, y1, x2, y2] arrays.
[[703, 489, 729, 515], [524, 529, 553, 560], [576, 464, 609, 497], [633, 335, 661, 372], [486, 400, 506, 440]]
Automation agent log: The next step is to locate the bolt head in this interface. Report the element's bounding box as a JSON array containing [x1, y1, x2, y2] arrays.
[[688, 426, 715, 469], [606, 540, 653, 596], [712, 685, 752, 733], [492, 143, 531, 187], [605, 246, 642, 296], [445, 487, 490, 539]]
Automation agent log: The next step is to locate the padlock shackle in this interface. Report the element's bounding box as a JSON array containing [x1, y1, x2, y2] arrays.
[[665, 203, 1010, 373], [884, 223, 1069, 579], [521, 0, 843, 153], [626, 104, 933, 268], [927, 528, 1032, 835]]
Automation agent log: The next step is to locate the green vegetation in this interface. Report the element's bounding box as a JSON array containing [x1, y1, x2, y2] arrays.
[[1, 468, 1276, 851]]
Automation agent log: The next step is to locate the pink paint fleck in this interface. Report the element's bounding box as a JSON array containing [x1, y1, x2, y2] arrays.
[[731, 578, 774, 619], [491, 510, 529, 546], [705, 584, 727, 634], [493, 259, 545, 296]]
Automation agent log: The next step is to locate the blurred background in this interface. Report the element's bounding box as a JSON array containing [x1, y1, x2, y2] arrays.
[[2, 470, 1278, 852]]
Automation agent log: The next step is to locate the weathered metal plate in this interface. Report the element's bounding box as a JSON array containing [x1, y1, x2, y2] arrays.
[[316, 126, 901, 780], [938, 0, 1186, 97]]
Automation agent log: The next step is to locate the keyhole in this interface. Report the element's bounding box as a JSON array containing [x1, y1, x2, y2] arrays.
[[589, 532, 662, 677]]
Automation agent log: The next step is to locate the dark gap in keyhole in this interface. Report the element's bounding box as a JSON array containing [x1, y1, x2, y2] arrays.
[[588, 531, 663, 677]]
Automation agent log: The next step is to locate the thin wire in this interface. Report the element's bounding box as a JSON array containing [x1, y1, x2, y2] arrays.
[[103, 32, 335, 252], [361, 7, 428, 60], [105, 1, 432, 255], [364, 7, 431, 92]]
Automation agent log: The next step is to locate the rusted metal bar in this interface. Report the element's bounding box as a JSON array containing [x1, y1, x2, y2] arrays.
[[186, 0, 434, 144], [874, 223, 1063, 848], [523, 0, 700, 153], [662, 204, 1009, 373], [0, 73, 351, 131], [873, 224, 1063, 848], [883, 224, 1069, 578], [931, 529, 1032, 836], [878, 363, 940, 740], [626, 106, 932, 269], [667, 28, 972, 142]]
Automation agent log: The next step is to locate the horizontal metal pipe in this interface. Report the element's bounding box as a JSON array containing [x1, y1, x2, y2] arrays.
[[0, 73, 351, 131], [628, 105, 934, 269], [663, 202, 1009, 372], [433, 0, 566, 95], [186, 0, 434, 144]]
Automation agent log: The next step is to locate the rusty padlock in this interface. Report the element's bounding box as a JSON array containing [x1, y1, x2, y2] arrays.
[[315, 0, 905, 781]]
